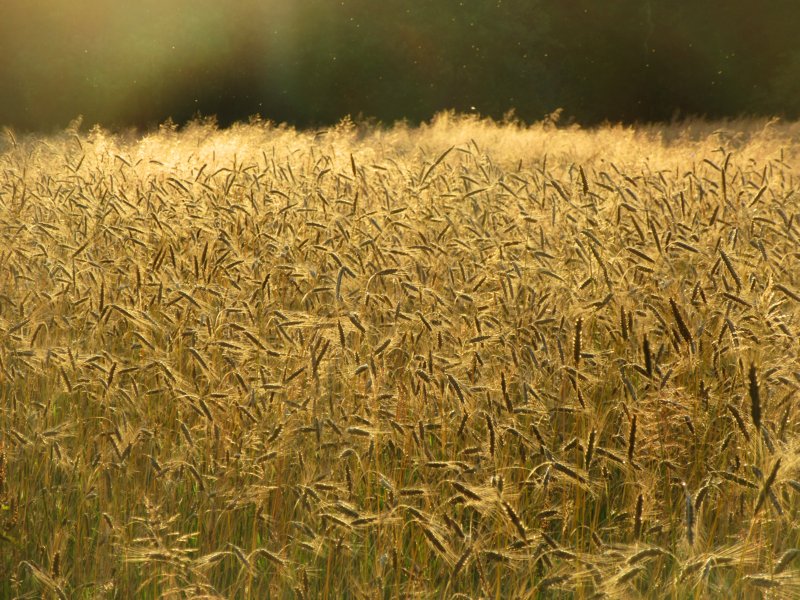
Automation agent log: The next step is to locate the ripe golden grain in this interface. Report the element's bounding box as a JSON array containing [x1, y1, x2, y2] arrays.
[[1, 116, 799, 599]]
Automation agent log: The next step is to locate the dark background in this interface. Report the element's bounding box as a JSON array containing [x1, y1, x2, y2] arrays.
[[2, 0, 799, 131]]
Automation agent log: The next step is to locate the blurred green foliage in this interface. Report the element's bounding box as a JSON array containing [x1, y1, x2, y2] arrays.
[[1, 0, 798, 130]]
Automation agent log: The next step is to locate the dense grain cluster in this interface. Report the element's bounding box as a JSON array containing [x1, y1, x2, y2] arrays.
[[1, 114, 800, 598]]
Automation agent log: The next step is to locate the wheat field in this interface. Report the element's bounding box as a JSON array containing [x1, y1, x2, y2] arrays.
[[1, 114, 800, 598]]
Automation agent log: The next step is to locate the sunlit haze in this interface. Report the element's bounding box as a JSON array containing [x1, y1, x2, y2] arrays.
[[1, 1, 799, 129]]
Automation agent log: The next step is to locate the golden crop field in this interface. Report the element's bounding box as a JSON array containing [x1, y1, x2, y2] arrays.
[[1, 114, 799, 598]]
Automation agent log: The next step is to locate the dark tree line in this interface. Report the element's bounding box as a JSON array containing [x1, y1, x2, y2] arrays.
[[1, 0, 799, 130]]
